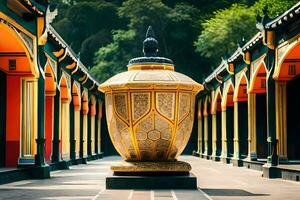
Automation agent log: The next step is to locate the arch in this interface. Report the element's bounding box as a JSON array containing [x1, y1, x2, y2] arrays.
[[82, 90, 89, 115], [89, 95, 97, 155], [71, 82, 81, 159], [44, 61, 56, 162], [234, 72, 249, 102], [197, 99, 202, 119], [211, 88, 222, 115], [59, 74, 71, 160], [276, 38, 300, 160], [81, 89, 89, 157], [72, 82, 81, 109], [0, 17, 38, 77], [203, 95, 212, 116], [59, 73, 71, 102], [98, 100, 103, 119], [275, 39, 300, 81], [249, 59, 268, 159], [249, 61, 267, 94], [0, 14, 39, 167], [45, 61, 56, 96], [90, 95, 96, 116], [221, 79, 234, 109]]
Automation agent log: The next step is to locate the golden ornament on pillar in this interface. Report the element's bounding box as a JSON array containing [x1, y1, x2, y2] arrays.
[[99, 26, 203, 163]]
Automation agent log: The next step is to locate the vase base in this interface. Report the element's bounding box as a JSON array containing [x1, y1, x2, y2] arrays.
[[111, 160, 192, 174]]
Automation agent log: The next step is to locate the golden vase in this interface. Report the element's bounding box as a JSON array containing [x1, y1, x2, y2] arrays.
[[99, 27, 203, 162]]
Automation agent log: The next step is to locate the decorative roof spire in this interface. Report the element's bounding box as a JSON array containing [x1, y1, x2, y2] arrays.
[[143, 26, 158, 57]]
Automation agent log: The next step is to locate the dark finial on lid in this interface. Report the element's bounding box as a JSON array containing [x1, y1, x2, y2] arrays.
[[143, 26, 158, 57]]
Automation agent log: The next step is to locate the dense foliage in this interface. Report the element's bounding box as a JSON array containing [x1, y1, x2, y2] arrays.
[[51, 0, 298, 83], [195, 0, 299, 66]]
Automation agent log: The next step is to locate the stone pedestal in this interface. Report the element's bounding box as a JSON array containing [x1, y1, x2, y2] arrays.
[[106, 161, 197, 189], [263, 164, 281, 178]]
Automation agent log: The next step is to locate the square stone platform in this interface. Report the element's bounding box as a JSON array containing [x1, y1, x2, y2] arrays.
[[106, 172, 197, 189], [106, 160, 197, 189]]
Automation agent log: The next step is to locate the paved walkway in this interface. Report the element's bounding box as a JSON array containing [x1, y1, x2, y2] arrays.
[[0, 156, 299, 200]]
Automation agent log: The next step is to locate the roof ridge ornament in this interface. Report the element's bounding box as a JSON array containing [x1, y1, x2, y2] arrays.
[[238, 37, 246, 48]]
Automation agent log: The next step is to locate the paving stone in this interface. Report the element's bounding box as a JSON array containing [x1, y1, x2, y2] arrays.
[[0, 156, 298, 200]]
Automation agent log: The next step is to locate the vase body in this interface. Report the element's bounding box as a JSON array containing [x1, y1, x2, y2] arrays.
[[100, 65, 202, 161]]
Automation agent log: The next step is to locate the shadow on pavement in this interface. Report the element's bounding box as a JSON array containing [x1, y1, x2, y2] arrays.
[[201, 188, 270, 197]]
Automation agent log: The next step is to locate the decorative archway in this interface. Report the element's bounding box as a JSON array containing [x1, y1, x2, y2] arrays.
[[196, 99, 203, 155], [97, 100, 103, 154], [233, 72, 249, 159], [44, 60, 56, 162], [72, 82, 81, 159], [249, 57, 268, 160], [203, 95, 212, 158], [59, 73, 71, 160], [249, 58, 267, 94], [81, 89, 89, 158], [234, 72, 248, 102], [211, 89, 222, 161], [221, 80, 234, 160], [211, 88, 222, 115], [0, 17, 38, 167], [275, 39, 300, 160], [89, 95, 96, 156]]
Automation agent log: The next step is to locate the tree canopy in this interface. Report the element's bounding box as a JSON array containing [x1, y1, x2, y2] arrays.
[[52, 0, 299, 83], [194, 0, 299, 67]]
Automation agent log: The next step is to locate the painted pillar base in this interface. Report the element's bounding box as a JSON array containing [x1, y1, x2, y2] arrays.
[[70, 140, 76, 160], [278, 155, 288, 164], [211, 154, 221, 161], [202, 153, 211, 160], [50, 160, 70, 171], [71, 159, 79, 165], [51, 140, 60, 163], [211, 152, 221, 161], [192, 151, 200, 157], [221, 156, 231, 164], [263, 164, 281, 179], [82, 157, 88, 164], [232, 158, 243, 167], [97, 152, 104, 159], [30, 165, 51, 179], [71, 151, 79, 165], [87, 154, 99, 161], [246, 152, 257, 161]]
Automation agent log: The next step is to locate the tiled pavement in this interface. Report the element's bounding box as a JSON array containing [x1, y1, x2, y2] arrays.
[[0, 156, 299, 200]]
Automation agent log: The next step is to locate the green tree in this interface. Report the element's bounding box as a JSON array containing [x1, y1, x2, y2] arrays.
[[107, 0, 209, 80], [90, 30, 136, 82], [195, 0, 299, 67], [195, 4, 256, 65], [252, 0, 299, 17], [53, 0, 121, 67]]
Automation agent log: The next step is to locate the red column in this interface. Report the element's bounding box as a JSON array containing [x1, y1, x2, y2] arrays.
[[45, 96, 54, 162], [6, 76, 21, 167]]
